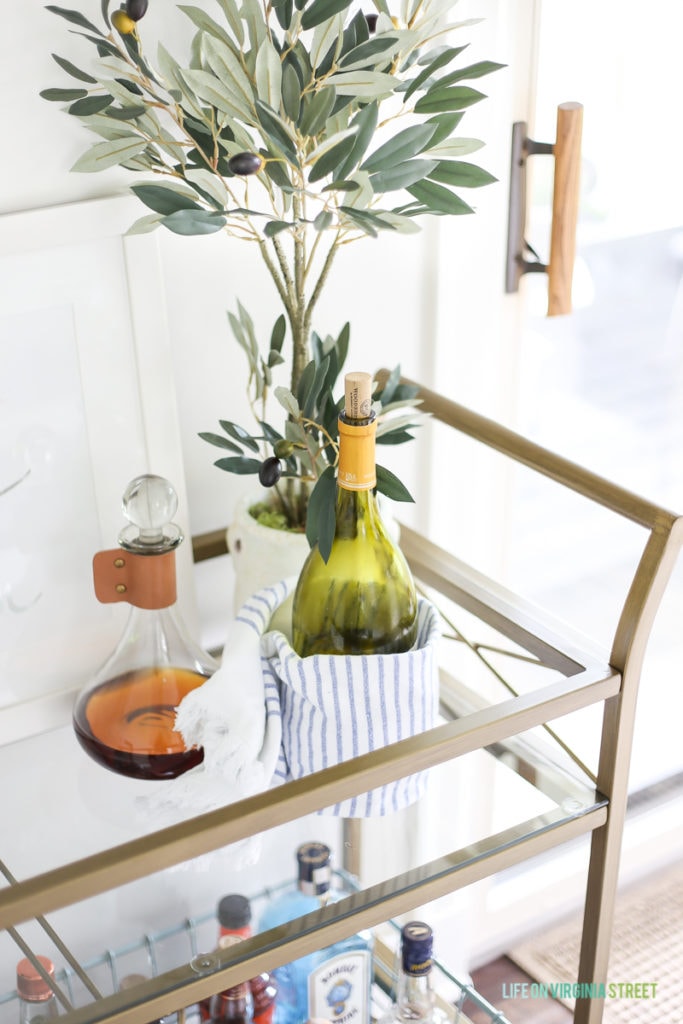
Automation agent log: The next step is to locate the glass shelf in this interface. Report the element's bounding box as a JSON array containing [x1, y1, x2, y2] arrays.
[[0, 873, 514, 1024], [0, 703, 606, 1024]]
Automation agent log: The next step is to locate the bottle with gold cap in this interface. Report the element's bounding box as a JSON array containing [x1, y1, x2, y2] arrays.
[[292, 372, 417, 657]]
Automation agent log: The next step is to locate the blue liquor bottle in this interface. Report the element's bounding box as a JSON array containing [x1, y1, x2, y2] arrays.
[[258, 842, 372, 1024]]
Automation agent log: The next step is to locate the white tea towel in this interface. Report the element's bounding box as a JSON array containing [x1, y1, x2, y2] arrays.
[[262, 597, 442, 817], [139, 580, 288, 822]]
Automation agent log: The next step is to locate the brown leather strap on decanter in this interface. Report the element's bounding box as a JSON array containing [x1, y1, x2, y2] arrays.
[[92, 549, 177, 609]]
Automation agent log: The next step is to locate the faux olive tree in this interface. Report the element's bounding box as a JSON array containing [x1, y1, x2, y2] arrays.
[[43, 0, 501, 556]]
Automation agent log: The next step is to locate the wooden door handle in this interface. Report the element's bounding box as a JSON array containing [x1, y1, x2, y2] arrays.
[[548, 102, 583, 315], [505, 102, 584, 317]]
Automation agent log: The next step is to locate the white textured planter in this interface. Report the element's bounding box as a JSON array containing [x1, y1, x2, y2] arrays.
[[227, 491, 310, 635]]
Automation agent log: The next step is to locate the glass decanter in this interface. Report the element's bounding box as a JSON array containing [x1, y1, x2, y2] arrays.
[[73, 474, 217, 780]]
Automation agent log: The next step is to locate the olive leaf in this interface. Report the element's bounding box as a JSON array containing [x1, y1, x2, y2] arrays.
[[375, 464, 415, 502], [241, 0, 268, 49], [376, 429, 415, 444], [219, 420, 261, 451], [361, 123, 437, 172], [301, 0, 352, 31], [339, 35, 400, 70], [422, 137, 484, 159], [71, 136, 147, 171], [184, 168, 230, 209], [305, 465, 337, 560], [333, 101, 378, 177], [264, 220, 291, 237], [375, 363, 401, 405], [274, 387, 301, 418], [107, 104, 148, 121], [255, 100, 299, 165], [40, 87, 89, 102], [402, 44, 468, 102], [126, 213, 164, 234], [161, 209, 228, 234], [314, 210, 333, 230], [214, 0, 245, 45], [270, 314, 287, 354], [427, 160, 498, 188], [202, 34, 255, 111], [370, 159, 437, 193], [131, 183, 204, 215], [281, 63, 302, 123], [180, 68, 249, 122], [298, 88, 336, 137], [178, 4, 234, 46], [436, 60, 506, 87], [310, 12, 345, 70], [214, 456, 263, 473], [68, 94, 113, 116], [406, 179, 474, 215], [327, 70, 395, 98], [51, 53, 98, 83], [45, 4, 103, 35], [198, 432, 244, 453], [414, 86, 487, 114], [308, 130, 358, 182]]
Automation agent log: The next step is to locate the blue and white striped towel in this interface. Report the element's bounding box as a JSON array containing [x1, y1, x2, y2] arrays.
[[170, 578, 441, 819], [261, 595, 441, 817]]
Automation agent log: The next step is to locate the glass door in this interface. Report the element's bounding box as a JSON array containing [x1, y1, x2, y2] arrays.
[[469, 0, 683, 959]]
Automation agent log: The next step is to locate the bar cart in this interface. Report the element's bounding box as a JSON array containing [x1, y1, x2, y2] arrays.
[[1, 378, 680, 1024]]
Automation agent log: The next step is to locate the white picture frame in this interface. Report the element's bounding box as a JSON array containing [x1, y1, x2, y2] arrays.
[[0, 195, 195, 746]]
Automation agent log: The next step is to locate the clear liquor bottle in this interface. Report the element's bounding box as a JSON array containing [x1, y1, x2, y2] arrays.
[[377, 923, 448, 1024], [258, 843, 373, 1024]]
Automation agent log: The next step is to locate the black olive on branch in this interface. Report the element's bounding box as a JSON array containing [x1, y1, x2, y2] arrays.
[[259, 457, 283, 488], [126, 0, 149, 21], [365, 13, 378, 32], [228, 152, 265, 176]]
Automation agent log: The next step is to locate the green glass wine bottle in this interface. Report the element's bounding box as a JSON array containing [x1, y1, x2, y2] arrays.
[[292, 371, 418, 657]]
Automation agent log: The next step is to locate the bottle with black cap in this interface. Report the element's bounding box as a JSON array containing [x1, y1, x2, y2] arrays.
[[218, 894, 253, 940], [258, 843, 372, 1024]]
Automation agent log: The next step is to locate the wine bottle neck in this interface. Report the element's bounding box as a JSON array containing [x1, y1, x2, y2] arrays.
[[337, 412, 377, 492]]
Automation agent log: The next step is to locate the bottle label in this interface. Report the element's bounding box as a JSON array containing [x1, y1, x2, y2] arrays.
[[299, 861, 332, 896], [307, 950, 371, 1024], [337, 418, 376, 491]]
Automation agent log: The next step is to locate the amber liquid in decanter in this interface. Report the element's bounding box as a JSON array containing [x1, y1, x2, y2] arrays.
[[73, 665, 209, 780]]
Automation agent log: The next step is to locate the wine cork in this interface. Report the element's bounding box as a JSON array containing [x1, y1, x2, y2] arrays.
[[344, 372, 373, 420]]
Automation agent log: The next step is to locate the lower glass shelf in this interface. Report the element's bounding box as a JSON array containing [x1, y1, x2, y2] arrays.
[[0, 875, 511, 1024]]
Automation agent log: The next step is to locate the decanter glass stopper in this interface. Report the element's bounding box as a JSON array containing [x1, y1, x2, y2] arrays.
[[118, 474, 183, 553]]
